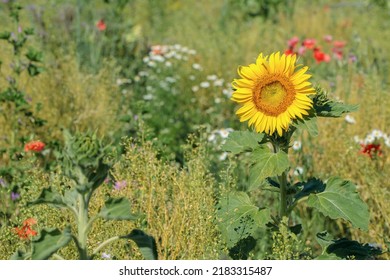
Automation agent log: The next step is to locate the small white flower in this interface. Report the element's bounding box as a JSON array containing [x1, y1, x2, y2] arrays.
[[292, 140, 302, 151], [385, 138, 390, 147], [208, 133, 216, 142], [173, 44, 182, 50], [293, 167, 304, 176], [192, 63, 202, 71], [219, 152, 228, 161], [191, 85, 199, 92], [207, 75, 218, 81], [133, 75, 140, 82], [188, 49, 197, 55], [218, 128, 233, 138], [213, 79, 224, 87], [181, 46, 189, 53], [200, 81, 210, 88], [150, 55, 165, 62], [371, 129, 383, 139], [365, 134, 375, 144], [101, 252, 111, 259], [165, 76, 176, 83], [222, 88, 233, 98], [165, 51, 175, 59], [344, 114, 356, 124], [143, 93, 154, 100], [214, 97, 221, 104], [143, 56, 150, 63], [138, 71, 148, 77], [353, 135, 363, 144], [174, 53, 182, 60], [147, 61, 156, 67], [189, 75, 196, 81], [165, 61, 172, 67]]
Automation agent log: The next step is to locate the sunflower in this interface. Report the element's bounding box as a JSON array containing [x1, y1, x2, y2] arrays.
[[231, 52, 315, 136]]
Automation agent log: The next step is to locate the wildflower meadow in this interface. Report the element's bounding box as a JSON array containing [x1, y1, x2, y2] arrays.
[[0, 0, 390, 262]]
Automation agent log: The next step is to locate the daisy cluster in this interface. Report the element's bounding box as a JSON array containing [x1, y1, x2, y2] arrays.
[[207, 128, 234, 161], [284, 35, 356, 64], [191, 74, 233, 103]]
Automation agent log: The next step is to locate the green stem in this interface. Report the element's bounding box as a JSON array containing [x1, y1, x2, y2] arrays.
[[77, 193, 89, 260], [52, 253, 65, 260], [278, 171, 288, 218], [91, 236, 120, 257]]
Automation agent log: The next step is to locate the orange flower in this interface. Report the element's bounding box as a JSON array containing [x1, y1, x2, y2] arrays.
[[96, 19, 106, 31], [15, 218, 38, 240], [24, 140, 45, 152]]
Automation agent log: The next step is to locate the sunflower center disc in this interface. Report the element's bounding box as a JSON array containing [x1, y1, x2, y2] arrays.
[[253, 75, 296, 116]]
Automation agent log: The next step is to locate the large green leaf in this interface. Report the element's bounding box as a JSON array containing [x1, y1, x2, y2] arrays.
[[121, 229, 158, 260], [307, 177, 369, 230], [249, 147, 289, 190], [221, 131, 264, 154], [99, 197, 138, 221], [294, 178, 325, 201], [217, 191, 271, 248], [31, 227, 72, 260], [27, 187, 65, 208], [293, 117, 318, 137], [316, 231, 381, 260]]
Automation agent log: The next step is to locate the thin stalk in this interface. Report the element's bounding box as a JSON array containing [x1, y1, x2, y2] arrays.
[[92, 236, 120, 257]]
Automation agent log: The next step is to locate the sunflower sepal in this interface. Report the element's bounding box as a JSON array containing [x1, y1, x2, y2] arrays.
[[312, 87, 359, 118]]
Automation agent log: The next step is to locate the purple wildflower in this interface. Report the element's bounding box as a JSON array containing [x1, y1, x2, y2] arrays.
[[11, 192, 20, 201], [114, 180, 127, 190]]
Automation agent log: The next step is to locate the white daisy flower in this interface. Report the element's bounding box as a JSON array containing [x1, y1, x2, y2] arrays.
[[293, 166, 304, 176], [200, 81, 210, 88], [292, 140, 302, 151]]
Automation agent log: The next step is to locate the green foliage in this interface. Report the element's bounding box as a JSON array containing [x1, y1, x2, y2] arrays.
[[306, 177, 370, 231], [249, 146, 289, 190], [217, 191, 271, 248], [122, 229, 158, 260], [221, 131, 264, 154], [31, 227, 72, 260], [99, 198, 138, 221], [316, 231, 382, 260]]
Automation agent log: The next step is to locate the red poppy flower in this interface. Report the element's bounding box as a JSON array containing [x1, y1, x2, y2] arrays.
[[14, 218, 38, 240], [313, 48, 330, 63], [332, 48, 343, 60], [360, 143, 382, 158], [284, 48, 295, 56], [24, 141, 45, 152], [303, 38, 316, 49], [96, 19, 106, 31]]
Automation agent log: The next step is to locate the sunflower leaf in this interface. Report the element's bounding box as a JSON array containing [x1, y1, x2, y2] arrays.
[[307, 177, 369, 230], [315, 101, 359, 118], [217, 191, 271, 248], [293, 117, 318, 137], [249, 147, 289, 189], [221, 131, 264, 154]]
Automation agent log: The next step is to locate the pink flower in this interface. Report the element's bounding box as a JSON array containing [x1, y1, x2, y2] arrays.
[[288, 36, 300, 48], [303, 38, 316, 49], [323, 35, 333, 43], [298, 46, 306, 56]]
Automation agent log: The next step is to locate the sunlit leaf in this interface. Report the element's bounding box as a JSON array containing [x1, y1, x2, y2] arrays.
[[249, 147, 289, 190], [307, 177, 369, 230]]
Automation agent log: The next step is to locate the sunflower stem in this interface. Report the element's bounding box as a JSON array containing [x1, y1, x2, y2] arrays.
[[278, 171, 288, 218]]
